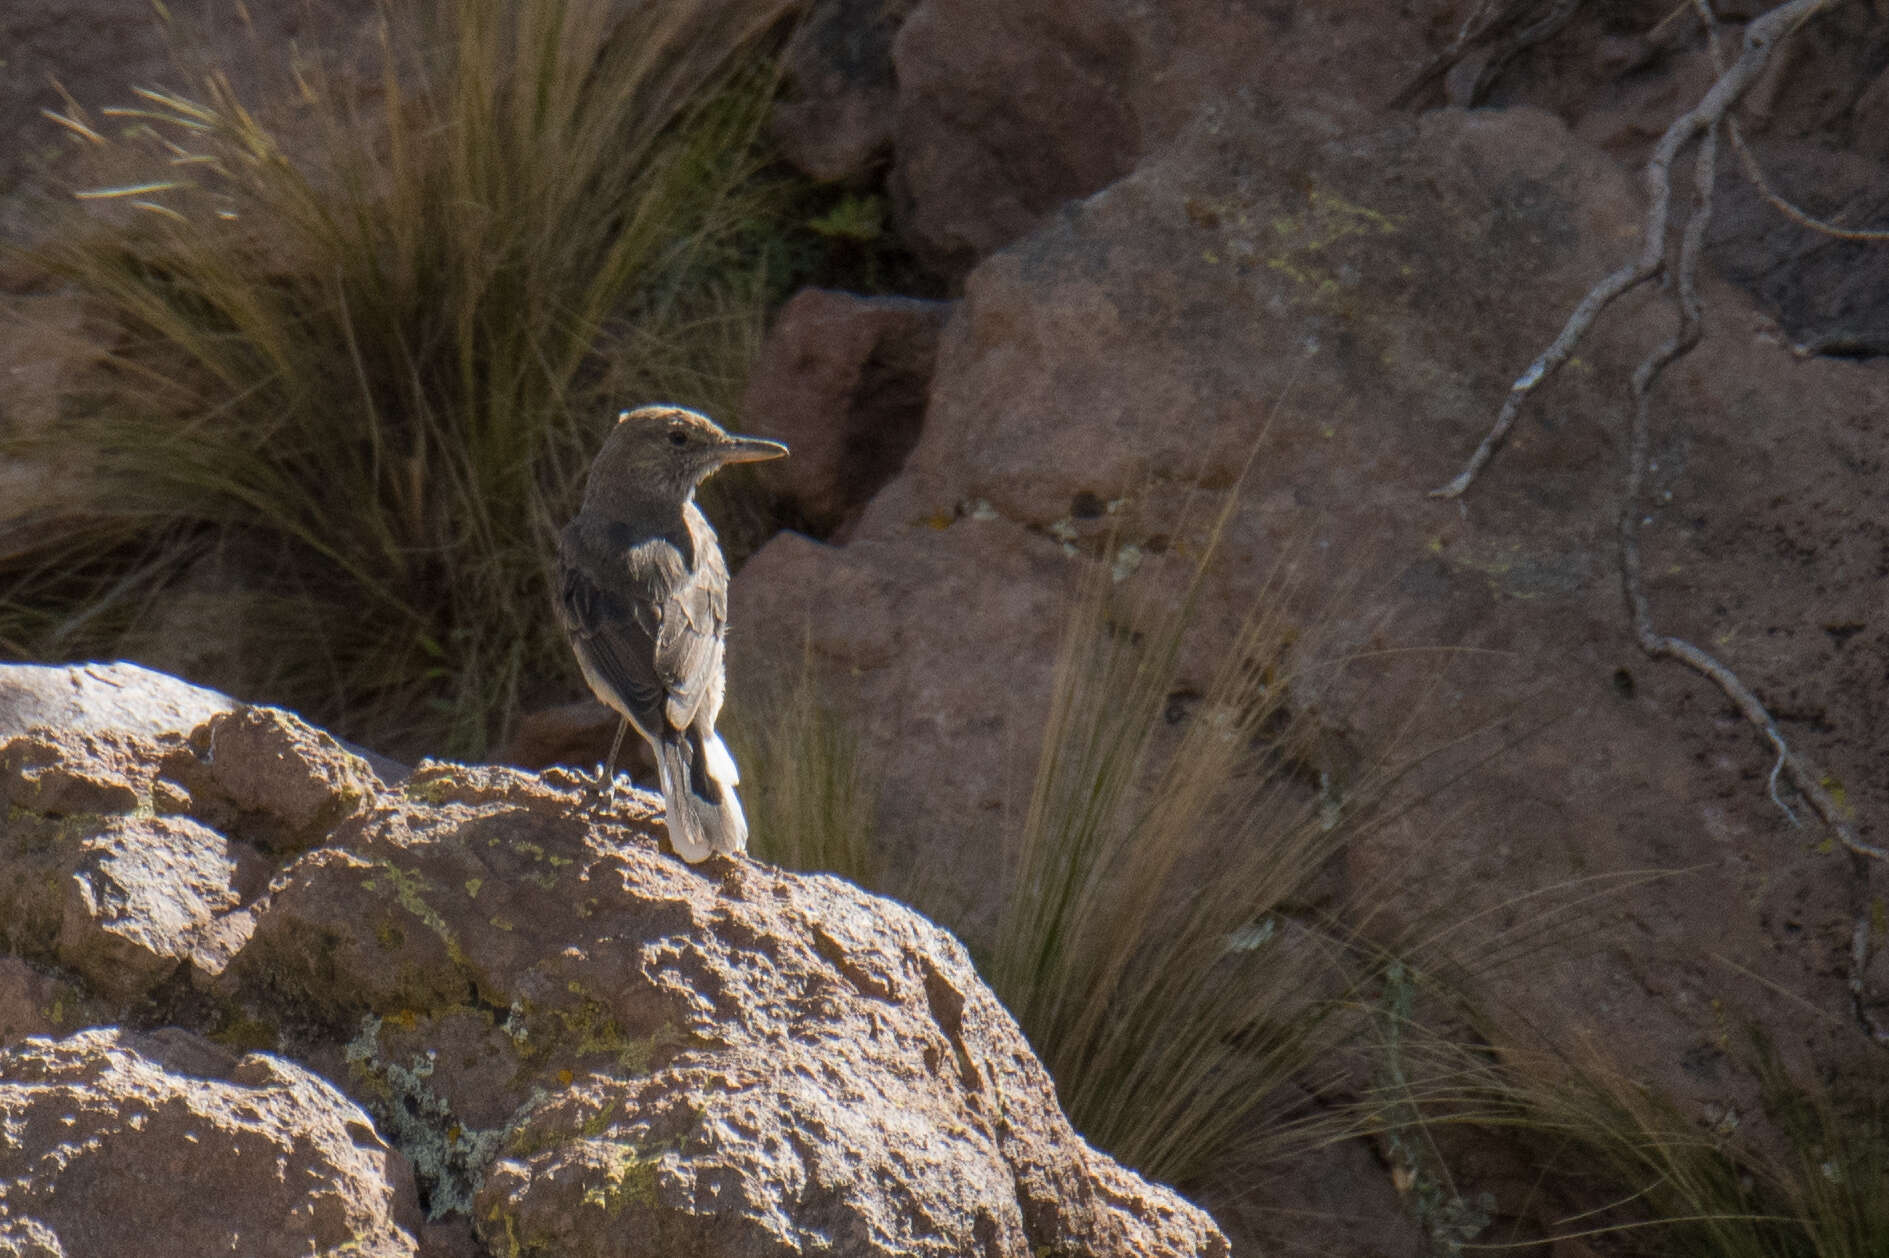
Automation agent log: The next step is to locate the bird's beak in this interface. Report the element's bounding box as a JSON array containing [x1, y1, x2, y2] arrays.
[[716, 434, 789, 465]]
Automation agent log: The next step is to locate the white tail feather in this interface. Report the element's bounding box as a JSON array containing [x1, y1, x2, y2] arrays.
[[654, 729, 748, 862]]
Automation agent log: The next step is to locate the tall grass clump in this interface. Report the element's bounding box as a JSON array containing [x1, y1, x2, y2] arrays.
[[2, 0, 796, 756], [984, 486, 1424, 1187], [724, 645, 878, 883], [1376, 1014, 1889, 1256]]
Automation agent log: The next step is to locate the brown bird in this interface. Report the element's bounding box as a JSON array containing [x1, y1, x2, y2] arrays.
[[556, 405, 787, 861]]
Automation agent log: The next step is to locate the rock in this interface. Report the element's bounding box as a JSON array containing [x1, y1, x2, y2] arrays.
[[1, 727, 150, 815], [0, 678, 1226, 1256], [0, 292, 97, 531], [0, 661, 237, 742], [772, 0, 918, 182], [890, 0, 1143, 277], [886, 0, 1455, 279], [1856, 61, 1889, 163], [1206, 1135, 1425, 1258], [0, 795, 258, 1000], [53, 815, 255, 998], [160, 705, 380, 855], [0, 2, 174, 241], [732, 95, 1889, 1141], [0, 958, 108, 1049], [731, 519, 1070, 937], [741, 287, 951, 540], [0, 663, 400, 820], [1706, 140, 1889, 357], [478, 867, 1224, 1258], [0, 1027, 423, 1258], [0, 693, 383, 1002], [247, 759, 1223, 1256]]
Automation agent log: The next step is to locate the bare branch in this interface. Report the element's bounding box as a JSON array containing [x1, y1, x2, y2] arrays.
[[1387, 0, 1517, 110], [1692, 0, 1889, 244], [1611, 1, 1885, 864], [1728, 122, 1889, 242], [1426, 0, 1887, 1032], [1388, 0, 1581, 110], [1431, 0, 1847, 500], [1466, 0, 1584, 105]]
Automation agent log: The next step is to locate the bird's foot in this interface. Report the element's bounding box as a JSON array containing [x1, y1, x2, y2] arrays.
[[587, 764, 620, 812]]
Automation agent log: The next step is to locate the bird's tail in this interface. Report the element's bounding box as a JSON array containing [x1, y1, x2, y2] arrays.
[[654, 726, 748, 862]]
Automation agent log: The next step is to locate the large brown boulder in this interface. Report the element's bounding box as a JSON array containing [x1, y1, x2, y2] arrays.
[[731, 94, 1889, 1136], [0, 664, 1228, 1258], [884, 0, 1465, 278], [740, 287, 951, 541], [771, 0, 919, 183], [0, 1027, 423, 1258]]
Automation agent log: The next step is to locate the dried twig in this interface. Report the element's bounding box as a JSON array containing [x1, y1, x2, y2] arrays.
[[1388, 0, 1582, 109], [1692, 0, 1889, 245], [1430, 0, 1848, 501], [1468, 0, 1584, 104], [1613, 110, 1885, 867], [1728, 125, 1889, 242], [1428, 0, 1886, 1035]]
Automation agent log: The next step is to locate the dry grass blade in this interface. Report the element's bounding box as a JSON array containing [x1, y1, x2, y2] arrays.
[[724, 643, 879, 884], [4, 0, 795, 757], [1372, 1008, 1889, 1257], [987, 475, 1432, 1185]]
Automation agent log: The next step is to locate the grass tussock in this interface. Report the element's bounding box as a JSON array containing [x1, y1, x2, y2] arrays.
[[982, 486, 1674, 1193], [1363, 1004, 1889, 1258], [724, 644, 878, 883], [984, 483, 1423, 1187], [1497, 1037, 1889, 1257], [3, 0, 797, 757]]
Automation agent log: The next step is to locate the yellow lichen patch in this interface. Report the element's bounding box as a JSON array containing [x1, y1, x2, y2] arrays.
[[579, 1141, 660, 1217], [579, 1098, 621, 1137], [210, 1012, 280, 1053], [364, 863, 468, 966], [1820, 773, 1852, 818], [518, 994, 673, 1075], [374, 919, 406, 951], [401, 775, 457, 806], [1265, 188, 1401, 301], [1272, 189, 1398, 250]]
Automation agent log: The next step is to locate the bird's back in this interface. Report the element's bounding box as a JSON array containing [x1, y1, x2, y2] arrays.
[[556, 497, 744, 858]]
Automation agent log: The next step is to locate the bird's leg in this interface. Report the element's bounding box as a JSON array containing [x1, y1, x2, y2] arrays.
[[595, 718, 628, 808]]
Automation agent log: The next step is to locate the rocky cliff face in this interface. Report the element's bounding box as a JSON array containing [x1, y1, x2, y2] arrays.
[[6, 0, 1889, 1253], [733, 0, 1889, 1247], [738, 90, 1889, 1076], [0, 663, 1227, 1258]]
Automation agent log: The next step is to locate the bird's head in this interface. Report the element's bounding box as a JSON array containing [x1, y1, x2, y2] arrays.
[[584, 405, 788, 506]]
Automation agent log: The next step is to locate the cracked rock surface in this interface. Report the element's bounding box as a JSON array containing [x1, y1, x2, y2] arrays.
[[0, 661, 1227, 1258], [0, 1027, 423, 1258]]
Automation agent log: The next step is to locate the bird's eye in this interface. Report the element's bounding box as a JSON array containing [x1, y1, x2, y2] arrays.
[[668, 430, 688, 447]]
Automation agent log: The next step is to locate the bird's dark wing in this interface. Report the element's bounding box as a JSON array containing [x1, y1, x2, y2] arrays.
[[556, 521, 670, 735], [555, 514, 725, 736], [650, 511, 727, 732]]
